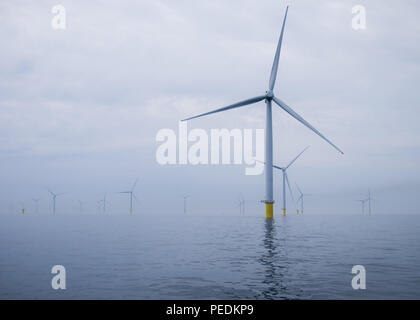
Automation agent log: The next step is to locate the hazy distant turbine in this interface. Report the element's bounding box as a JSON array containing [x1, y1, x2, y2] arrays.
[[119, 178, 139, 214], [237, 195, 245, 215], [182, 6, 343, 219], [296, 185, 311, 214], [267, 146, 309, 215], [356, 199, 368, 214], [47, 189, 64, 214], [78, 200, 83, 214], [366, 189, 373, 215]]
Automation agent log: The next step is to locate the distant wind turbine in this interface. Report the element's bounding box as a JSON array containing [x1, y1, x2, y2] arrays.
[[237, 195, 245, 215], [356, 199, 368, 214], [296, 185, 311, 214], [47, 189, 64, 214], [101, 193, 107, 213], [260, 146, 308, 215], [366, 189, 373, 215], [20, 202, 25, 215], [78, 200, 83, 214], [119, 178, 139, 214], [181, 6, 343, 219]]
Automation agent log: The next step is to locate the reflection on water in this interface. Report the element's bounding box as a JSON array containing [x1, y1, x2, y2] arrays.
[[259, 218, 292, 299], [260, 219, 282, 298], [1, 213, 420, 299]]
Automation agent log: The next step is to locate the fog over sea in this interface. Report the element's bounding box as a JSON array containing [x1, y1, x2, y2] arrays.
[[1, 213, 419, 299]]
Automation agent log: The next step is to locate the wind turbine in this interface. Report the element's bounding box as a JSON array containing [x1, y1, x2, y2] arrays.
[[181, 6, 343, 219], [47, 189, 64, 214], [101, 193, 107, 213], [98, 194, 107, 214], [78, 200, 83, 214], [183, 195, 189, 214], [262, 146, 308, 215], [237, 195, 245, 215], [237, 199, 242, 215], [366, 189, 373, 215], [296, 185, 311, 214], [119, 178, 139, 214], [356, 199, 367, 214], [32, 198, 40, 214], [20, 202, 25, 215]]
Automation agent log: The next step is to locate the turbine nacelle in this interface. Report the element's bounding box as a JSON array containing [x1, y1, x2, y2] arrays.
[[265, 90, 274, 99]]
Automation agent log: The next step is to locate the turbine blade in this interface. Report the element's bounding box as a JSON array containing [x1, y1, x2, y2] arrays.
[[286, 146, 310, 169], [182, 95, 266, 121], [131, 178, 139, 192], [118, 191, 131, 194], [269, 6, 289, 91], [273, 96, 344, 154], [133, 193, 141, 204], [296, 184, 303, 196], [285, 172, 294, 202]]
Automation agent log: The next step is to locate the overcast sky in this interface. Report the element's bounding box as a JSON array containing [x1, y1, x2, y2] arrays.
[[1, 0, 419, 216]]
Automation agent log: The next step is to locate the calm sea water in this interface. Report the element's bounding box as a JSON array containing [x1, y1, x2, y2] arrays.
[[0, 213, 419, 299]]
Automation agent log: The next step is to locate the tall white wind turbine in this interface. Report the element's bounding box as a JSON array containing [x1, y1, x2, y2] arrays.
[[181, 6, 343, 218], [47, 189, 64, 214], [268, 146, 309, 215], [119, 178, 139, 214]]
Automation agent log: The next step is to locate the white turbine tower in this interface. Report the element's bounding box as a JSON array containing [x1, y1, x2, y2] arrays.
[[119, 178, 139, 214], [47, 189, 64, 214], [182, 6, 343, 219]]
